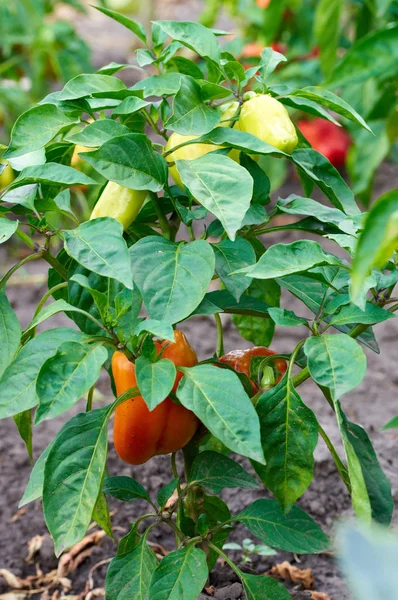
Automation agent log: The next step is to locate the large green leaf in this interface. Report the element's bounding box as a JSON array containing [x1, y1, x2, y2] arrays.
[[58, 73, 126, 101], [35, 341, 107, 423], [0, 218, 18, 244], [0, 328, 86, 419], [4, 104, 78, 158], [276, 195, 358, 234], [177, 365, 265, 464], [176, 154, 253, 240], [154, 21, 220, 63], [241, 572, 292, 600], [19, 441, 53, 507], [105, 538, 157, 600], [43, 406, 110, 555], [82, 134, 168, 192], [236, 498, 329, 554], [240, 240, 340, 279], [0, 291, 21, 377], [64, 218, 134, 289], [328, 25, 398, 87], [254, 376, 318, 512], [130, 237, 215, 323], [328, 303, 394, 327], [103, 476, 151, 503], [304, 334, 367, 400], [148, 546, 208, 600], [65, 119, 131, 147], [7, 163, 96, 191], [213, 238, 256, 301], [189, 451, 259, 494], [166, 75, 220, 135], [135, 357, 176, 411], [351, 190, 398, 306]]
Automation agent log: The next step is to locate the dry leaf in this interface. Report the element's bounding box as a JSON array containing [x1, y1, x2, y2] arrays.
[[0, 570, 26, 590], [0, 594, 28, 600], [26, 535, 44, 563], [57, 531, 106, 577], [204, 586, 215, 595], [9, 508, 28, 523], [86, 589, 105, 599], [147, 541, 169, 557], [269, 561, 314, 589], [311, 593, 331, 600]]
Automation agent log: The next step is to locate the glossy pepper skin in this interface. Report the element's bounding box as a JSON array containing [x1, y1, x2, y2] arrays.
[[219, 347, 287, 393], [90, 181, 147, 230], [112, 330, 199, 465], [239, 94, 298, 154], [297, 118, 351, 168]]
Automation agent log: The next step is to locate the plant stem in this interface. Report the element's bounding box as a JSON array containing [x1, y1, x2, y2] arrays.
[[42, 250, 68, 281], [171, 452, 184, 524], [0, 251, 43, 289], [214, 313, 224, 357], [86, 385, 95, 412], [150, 192, 171, 239], [33, 282, 68, 318], [15, 227, 36, 250], [208, 543, 242, 577], [318, 423, 351, 493]]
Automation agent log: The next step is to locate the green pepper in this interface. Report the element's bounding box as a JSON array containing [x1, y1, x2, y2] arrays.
[[90, 182, 147, 230]]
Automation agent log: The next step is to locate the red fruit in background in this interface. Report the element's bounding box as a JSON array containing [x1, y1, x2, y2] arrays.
[[256, 0, 271, 7], [241, 42, 264, 59], [271, 41, 287, 54], [297, 118, 351, 168]]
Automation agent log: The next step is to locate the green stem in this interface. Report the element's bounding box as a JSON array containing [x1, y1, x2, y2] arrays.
[[150, 192, 171, 239], [0, 251, 43, 289], [208, 543, 242, 578], [171, 452, 184, 524], [214, 313, 224, 357], [33, 282, 68, 318], [318, 423, 351, 493], [15, 227, 36, 250], [42, 250, 68, 281]]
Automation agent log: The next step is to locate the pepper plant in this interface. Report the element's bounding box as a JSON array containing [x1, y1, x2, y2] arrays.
[[0, 10, 397, 600]]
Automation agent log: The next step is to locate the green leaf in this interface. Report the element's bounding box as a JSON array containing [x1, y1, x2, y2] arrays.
[[130, 237, 215, 323], [93, 492, 113, 539], [276, 195, 358, 234], [4, 105, 78, 158], [7, 163, 96, 191], [189, 451, 259, 494], [149, 546, 208, 600], [335, 402, 372, 522], [177, 365, 265, 464], [69, 273, 109, 323], [14, 410, 33, 459], [339, 409, 393, 525], [268, 307, 308, 327], [135, 357, 176, 411], [94, 5, 147, 43], [351, 190, 398, 305], [194, 127, 286, 158], [103, 476, 151, 503], [35, 341, 107, 424], [0, 218, 18, 244], [65, 119, 131, 147], [232, 280, 279, 347], [106, 538, 157, 599], [194, 289, 271, 319], [213, 238, 256, 301], [236, 498, 329, 554], [43, 406, 110, 556], [82, 134, 167, 192], [0, 328, 86, 419], [328, 25, 398, 87], [304, 334, 367, 400], [254, 377, 318, 512], [112, 97, 150, 116], [291, 149, 360, 216], [64, 218, 133, 289], [329, 303, 394, 327], [314, 0, 343, 76], [291, 87, 371, 133], [154, 21, 220, 63], [176, 154, 253, 240], [383, 415, 398, 430], [258, 47, 287, 78], [24, 299, 97, 333], [157, 479, 178, 509], [135, 319, 174, 342], [241, 240, 340, 279], [0, 291, 21, 377], [58, 74, 126, 101], [19, 441, 53, 507], [241, 572, 292, 600], [166, 76, 220, 135], [131, 73, 183, 97]]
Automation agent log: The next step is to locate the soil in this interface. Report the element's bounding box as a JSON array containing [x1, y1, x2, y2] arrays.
[[1, 3, 398, 598]]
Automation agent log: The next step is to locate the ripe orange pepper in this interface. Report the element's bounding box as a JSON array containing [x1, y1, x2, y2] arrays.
[[112, 330, 199, 465], [219, 347, 287, 393]]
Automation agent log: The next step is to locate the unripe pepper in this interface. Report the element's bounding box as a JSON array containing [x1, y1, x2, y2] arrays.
[[165, 101, 240, 188], [239, 94, 298, 154], [112, 330, 199, 465], [90, 181, 147, 230], [219, 347, 287, 393], [0, 162, 14, 190]]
